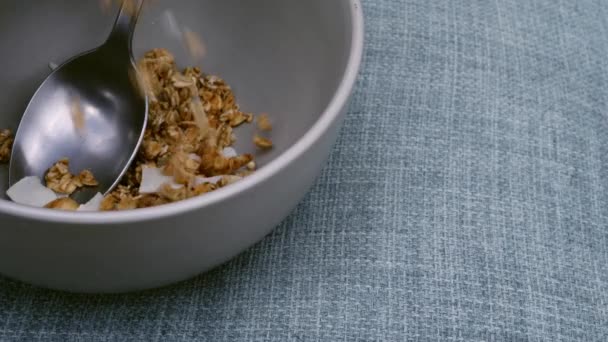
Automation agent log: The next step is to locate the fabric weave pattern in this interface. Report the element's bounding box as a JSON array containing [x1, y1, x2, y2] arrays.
[[1, 0, 607, 340]]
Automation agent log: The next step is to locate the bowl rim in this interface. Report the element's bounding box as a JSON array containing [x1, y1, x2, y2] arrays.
[[0, 0, 365, 224]]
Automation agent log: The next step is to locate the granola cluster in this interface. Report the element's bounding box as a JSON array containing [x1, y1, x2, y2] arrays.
[[0, 129, 13, 163], [4, 48, 273, 212], [99, 48, 271, 211], [44, 158, 99, 195]]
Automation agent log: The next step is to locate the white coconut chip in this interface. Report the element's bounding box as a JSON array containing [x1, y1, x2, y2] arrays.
[[139, 165, 236, 195], [193, 176, 223, 186], [189, 153, 201, 162], [6, 176, 58, 208], [77, 193, 105, 212], [162, 10, 182, 40], [139, 166, 183, 194], [222, 147, 238, 158]]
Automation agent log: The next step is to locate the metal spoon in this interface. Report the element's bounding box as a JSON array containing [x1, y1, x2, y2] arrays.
[[9, 0, 148, 203]]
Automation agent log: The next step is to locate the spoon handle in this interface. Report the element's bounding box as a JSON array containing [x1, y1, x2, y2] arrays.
[[106, 0, 145, 53]]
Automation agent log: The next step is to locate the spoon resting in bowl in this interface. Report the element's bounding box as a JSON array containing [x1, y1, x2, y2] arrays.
[[9, 0, 148, 203]]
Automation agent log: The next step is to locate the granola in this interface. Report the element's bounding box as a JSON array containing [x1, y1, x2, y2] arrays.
[[45, 197, 80, 211], [257, 113, 272, 132], [44, 158, 98, 195], [0, 129, 13, 163], [98, 48, 267, 211], [183, 29, 207, 61], [253, 135, 273, 150], [5, 47, 274, 211]]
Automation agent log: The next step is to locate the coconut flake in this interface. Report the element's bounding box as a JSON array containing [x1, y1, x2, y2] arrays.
[[162, 10, 182, 40], [139, 166, 182, 194], [221, 175, 243, 186], [6, 176, 58, 208], [194, 176, 222, 186], [189, 153, 201, 162], [77, 193, 104, 212], [222, 147, 238, 158]]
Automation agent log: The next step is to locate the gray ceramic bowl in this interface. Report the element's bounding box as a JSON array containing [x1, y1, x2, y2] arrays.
[[0, 0, 363, 293]]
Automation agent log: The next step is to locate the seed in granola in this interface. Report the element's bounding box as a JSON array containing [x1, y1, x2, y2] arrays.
[[0, 129, 14, 163], [257, 113, 272, 131], [253, 135, 273, 150], [44, 197, 79, 211], [246, 161, 256, 170]]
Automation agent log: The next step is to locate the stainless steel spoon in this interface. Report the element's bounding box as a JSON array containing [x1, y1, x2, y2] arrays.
[[9, 0, 148, 203]]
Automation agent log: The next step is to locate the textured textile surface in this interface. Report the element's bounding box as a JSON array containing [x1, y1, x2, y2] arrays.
[[1, 0, 608, 341]]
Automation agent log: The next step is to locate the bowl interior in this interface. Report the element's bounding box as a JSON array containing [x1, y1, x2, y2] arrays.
[[0, 0, 353, 201]]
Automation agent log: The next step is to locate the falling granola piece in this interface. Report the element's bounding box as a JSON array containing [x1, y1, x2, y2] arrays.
[[121, 0, 139, 17], [183, 29, 207, 60], [129, 67, 150, 100], [163, 150, 198, 185], [189, 88, 214, 142], [257, 113, 273, 131], [99, 0, 112, 12], [45, 198, 80, 211], [0, 129, 14, 163], [70, 96, 86, 133], [253, 135, 273, 150]]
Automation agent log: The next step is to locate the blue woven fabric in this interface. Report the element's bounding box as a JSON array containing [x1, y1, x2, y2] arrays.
[[1, 0, 608, 340]]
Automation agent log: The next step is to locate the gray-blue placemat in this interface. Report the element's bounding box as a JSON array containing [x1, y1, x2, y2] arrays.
[[1, 0, 607, 341]]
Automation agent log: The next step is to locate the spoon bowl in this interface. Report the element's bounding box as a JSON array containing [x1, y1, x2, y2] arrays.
[[8, 0, 147, 203]]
